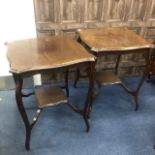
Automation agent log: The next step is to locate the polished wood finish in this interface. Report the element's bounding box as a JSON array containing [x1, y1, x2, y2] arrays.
[[7, 36, 95, 74], [78, 27, 154, 52], [96, 71, 121, 85], [77, 27, 153, 111], [35, 87, 68, 108], [7, 36, 95, 150]]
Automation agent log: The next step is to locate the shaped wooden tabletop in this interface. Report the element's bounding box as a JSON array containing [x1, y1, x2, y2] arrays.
[[7, 36, 95, 74], [78, 27, 154, 52]]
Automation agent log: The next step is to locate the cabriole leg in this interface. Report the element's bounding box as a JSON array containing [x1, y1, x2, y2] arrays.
[[13, 74, 32, 150], [83, 62, 95, 132]]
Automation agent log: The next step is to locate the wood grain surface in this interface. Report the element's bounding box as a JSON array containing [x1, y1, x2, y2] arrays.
[[7, 36, 95, 74], [79, 27, 154, 52]]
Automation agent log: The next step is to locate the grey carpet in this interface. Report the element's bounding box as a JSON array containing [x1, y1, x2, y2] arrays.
[[0, 77, 155, 155]]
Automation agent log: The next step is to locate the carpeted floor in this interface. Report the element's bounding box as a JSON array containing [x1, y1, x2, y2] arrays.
[[0, 77, 155, 155]]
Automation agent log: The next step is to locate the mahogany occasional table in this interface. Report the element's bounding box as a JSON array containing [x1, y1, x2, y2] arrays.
[[74, 27, 153, 111], [7, 36, 95, 150]]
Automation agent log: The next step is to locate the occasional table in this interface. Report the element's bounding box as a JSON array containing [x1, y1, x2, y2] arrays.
[[74, 27, 153, 111], [7, 36, 95, 150]]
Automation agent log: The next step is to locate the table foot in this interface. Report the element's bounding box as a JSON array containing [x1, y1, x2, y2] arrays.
[[25, 128, 32, 150], [133, 93, 139, 111], [83, 115, 90, 132]]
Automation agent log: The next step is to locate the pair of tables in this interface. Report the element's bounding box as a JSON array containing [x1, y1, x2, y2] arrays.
[[7, 27, 153, 150]]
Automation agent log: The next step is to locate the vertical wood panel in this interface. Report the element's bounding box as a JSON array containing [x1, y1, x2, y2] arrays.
[[34, 0, 54, 22], [34, 0, 155, 29], [61, 0, 78, 22], [149, 0, 155, 19], [128, 0, 147, 21], [146, 0, 155, 26], [106, 0, 125, 22], [34, 0, 61, 23], [33, 0, 155, 77], [84, 0, 103, 22]]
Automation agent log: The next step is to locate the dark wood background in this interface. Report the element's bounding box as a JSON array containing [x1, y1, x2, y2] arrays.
[[33, 0, 155, 81]]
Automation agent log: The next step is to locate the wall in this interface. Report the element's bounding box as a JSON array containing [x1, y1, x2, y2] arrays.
[[0, 0, 37, 89], [33, 0, 155, 81], [0, 0, 36, 76]]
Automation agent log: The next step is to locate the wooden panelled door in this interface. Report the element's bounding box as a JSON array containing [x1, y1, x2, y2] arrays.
[[33, 0, 155, 78]]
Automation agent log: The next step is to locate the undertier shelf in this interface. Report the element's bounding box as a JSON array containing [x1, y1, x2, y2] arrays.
[[95, 70, 121, 85], [35, 86, 68, 108]]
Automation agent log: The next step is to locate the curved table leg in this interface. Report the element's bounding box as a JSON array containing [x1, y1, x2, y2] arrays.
[[83, 62, 95, 132], [133, 93, 139, 111], [133, 51, 150, 111], [13, 74, 32, 150], [115, 55, 121, 74], [13, 74, 42, 150], [119, 50, 150, 111], [119, 73, 146, 111]]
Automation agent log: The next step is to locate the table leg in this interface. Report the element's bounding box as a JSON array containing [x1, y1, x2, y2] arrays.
[[60, 70, 69, 96], [134, 51, 150, 110], [115, 55, 121, 74], [13, 74, 42, 150], [83, 62, 95, 132], [13, 74, 32, 150], [119, 51, 150, 111]]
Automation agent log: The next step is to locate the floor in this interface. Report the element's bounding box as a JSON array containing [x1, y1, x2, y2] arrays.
[[0, 77, 155, 155]]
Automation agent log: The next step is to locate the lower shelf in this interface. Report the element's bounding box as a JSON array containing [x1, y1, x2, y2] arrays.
[[95, 70, 121, 85], [35, 86, 68, 108]]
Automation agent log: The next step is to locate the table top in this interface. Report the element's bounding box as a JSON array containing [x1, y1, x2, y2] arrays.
[[7, 36, 95, 74], [78, 27, 154, 52]]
